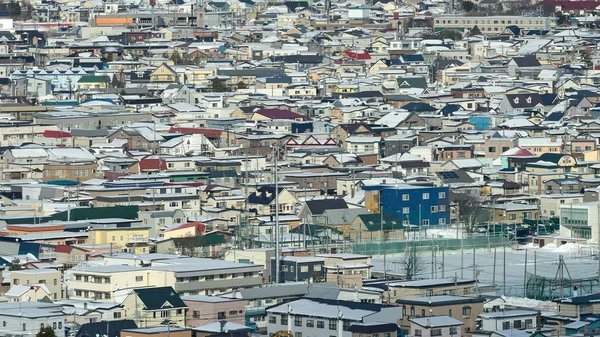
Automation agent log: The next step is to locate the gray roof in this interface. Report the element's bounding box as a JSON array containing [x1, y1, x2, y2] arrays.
[[410, 316, 464, 327], [238, 283, 313, 300], [479, 310, 537, 319]]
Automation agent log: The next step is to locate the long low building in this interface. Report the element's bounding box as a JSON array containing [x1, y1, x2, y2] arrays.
[[433, 15, 555, 34]]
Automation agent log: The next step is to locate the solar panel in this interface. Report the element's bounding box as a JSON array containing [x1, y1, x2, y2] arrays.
[[438, 171, 460, 179]]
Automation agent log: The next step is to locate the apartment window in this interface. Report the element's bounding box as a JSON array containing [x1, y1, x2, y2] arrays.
[[440, 218, 447, 225], [450, 327, 458, 335], [229, 310, 237, 316], [269, 316, 276, 324], [431, 206, 438, 213], [136, 276, 143, 282], [295, 316, 302, 327], [317, 321, 324, 329], [440, 205, 446, 212], [509, 214, 517, 220], [281, 315, 288, 325], [193, 311, 201, 319], [422, 220, 430, 226], [403, 207, 410, 214], [329, 319, 336, 330], [295, 333, 302, 337], [423, 193, 429, 200], [462, 306, 471, 316], [488, 147, 496, 153], [218, 312, 226, 319], [503, 322, 511, 329], [514, 320, 522, 329], [307, 319, 314, 327], [415, 329, 422, 337], [402, 194, 409, 201], [431, 329, 442, 336], [439, 192, 446, 199]]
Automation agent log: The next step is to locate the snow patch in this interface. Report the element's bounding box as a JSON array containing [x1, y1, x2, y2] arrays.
[[502, 296, 557, 312]]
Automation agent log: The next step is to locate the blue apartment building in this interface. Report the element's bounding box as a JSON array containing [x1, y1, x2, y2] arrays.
[[362, 184, 450, 227]]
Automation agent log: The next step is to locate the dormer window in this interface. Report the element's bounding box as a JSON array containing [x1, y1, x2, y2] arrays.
[[514, 97, 519, 104], [526, 96, 532, 104]]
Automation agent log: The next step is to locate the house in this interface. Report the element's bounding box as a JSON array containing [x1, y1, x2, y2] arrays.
[[507, 55, 541, 76], [10, 269, 62, 300], [247, 186, 298, 216], [388, 279, 476, 302], [350, 213, 405, 243], [478, 310, 538, 331], [409, 316, 464, 337], [183, 295, 247, 327], [150, 63, 178, 83], [120, 327, 192, 337], [396, 296, 485, 334], [266, 298, 402, 337], [0, 302, 67, 336], [270, 256, 325, 283], [251, 108, 311, 121], [121, 286, 187, 328]]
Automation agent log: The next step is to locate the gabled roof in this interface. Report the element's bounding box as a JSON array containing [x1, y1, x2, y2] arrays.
[[253, 108, 311, 121], [76, 320, 138, 337], [305, 198, 348, 215], [510, 55, 541, 67], [134, 286, 187, 310], [355, 213, 404, 231]]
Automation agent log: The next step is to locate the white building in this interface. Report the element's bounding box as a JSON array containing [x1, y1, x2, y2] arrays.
[[559, 202, 600, 242], [478, 310, 538, 331]]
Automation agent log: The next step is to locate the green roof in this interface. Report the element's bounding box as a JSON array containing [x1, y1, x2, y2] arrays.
[[78, 75, 107, 83], [134, 286, 187, 310], [356, 213, 404, 232]]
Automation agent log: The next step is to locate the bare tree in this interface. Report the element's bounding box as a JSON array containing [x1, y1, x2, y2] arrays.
[[450, 189, 490, 237], [398, 246, 425, 280]]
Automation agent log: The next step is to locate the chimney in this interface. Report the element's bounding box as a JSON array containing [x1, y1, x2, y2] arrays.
[[426, 318, 431, 327], [536, 311, 542, 331]]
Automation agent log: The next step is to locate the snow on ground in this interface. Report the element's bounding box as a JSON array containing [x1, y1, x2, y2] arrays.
[[502, 296, 557, 312]]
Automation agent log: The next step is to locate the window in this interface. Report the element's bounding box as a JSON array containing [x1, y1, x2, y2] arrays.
[[440, 205, 446, 212], [503, 322, 511, 330], [295, 316, 302, 327], [462, 306, 471, 316], [295, 333, 302, 337], [421, 309, 426, 317], [514, 320, 522, 329], [423, 193, 429, 200], [422, 219, 430, 226], [431, 206, 438, 213], [431, 329, 442, 336], [402, 194, 409, 201], [488, 146, 496, 153], [525, 319, 533, 329], [218, 311, 226, 319], [317, 321, 324, 329], [307, 319, 314, 327], [58, 322, 62, 329], [403, 207, 410, 214], [329, 320, 336, 330], [509, 214, 517, 220], [193, 311, 201, 319], [415, 329, 422, 337], [114, 312, 122, 319], [300, 266, 309, 273], [439, 192, 446, 198], [135, 276, 143, 282], [450, 326, 458, 335], [449, 309, 452, 317]]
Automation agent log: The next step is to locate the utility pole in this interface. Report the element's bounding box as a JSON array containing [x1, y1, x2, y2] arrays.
[[534, 251, 537, 300], [503, 245, 506, 296], [523, 249, 528, 298], [274, 146, 280, 284], [492, 247, 497, 285], [381, 198, 386, 280]]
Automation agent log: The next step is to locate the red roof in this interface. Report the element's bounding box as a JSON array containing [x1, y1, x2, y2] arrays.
[[43, 130, 72, 138], [104, 171, 128, 181], [544, 0, 600, 10], [165, 221, 205, 233], [253, 108, 311, 121], [139, 158, 168, 172], [343, 49, 372, 60], [169, 127, 223, 139], [55, 245, 73, 254]]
